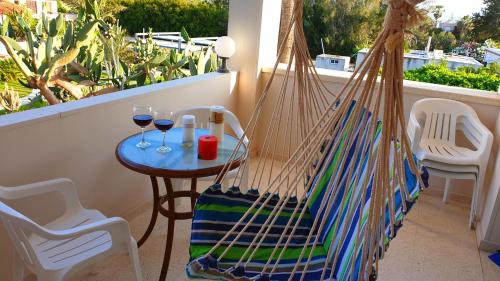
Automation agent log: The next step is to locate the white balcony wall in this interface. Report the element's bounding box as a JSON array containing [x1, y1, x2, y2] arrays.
[[0, 72, 237, 278]]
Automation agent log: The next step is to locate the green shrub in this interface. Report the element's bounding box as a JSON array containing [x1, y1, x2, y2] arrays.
[[0, 59, 23, 82], [403, 63, 500, 92], [116, 0, 228, 37]]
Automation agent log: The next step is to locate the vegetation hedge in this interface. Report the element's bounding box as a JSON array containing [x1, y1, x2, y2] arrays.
[[116, 0, 228, 37], [403, 63, 500, 92]]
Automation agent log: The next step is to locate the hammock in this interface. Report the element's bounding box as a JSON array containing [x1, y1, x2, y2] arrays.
[[187, 0, 428, 280]]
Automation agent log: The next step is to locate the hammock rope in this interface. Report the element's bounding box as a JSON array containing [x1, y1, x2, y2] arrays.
[[188, 0, 427, 280]]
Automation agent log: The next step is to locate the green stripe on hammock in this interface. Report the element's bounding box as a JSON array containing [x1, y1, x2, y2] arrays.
[[194, 204, 311, 219], [190, 245, 327, 262]]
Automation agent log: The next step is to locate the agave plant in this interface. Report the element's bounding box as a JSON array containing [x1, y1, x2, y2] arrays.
[[0, 82, 21, 112], [0, 1, 102, 105]]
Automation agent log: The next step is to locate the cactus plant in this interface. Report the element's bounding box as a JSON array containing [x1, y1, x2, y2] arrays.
[[180, 27, 217, 76], [188, 46, 218, 76], [161, 48, 189, 81], [130, 29, 167, 86], [0, 2, 102, 105], [99, 23, 131, 90], [0, 82, 21, 112]]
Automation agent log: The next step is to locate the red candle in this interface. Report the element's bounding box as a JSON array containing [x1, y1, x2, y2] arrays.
[[198, 135, 218, 160]]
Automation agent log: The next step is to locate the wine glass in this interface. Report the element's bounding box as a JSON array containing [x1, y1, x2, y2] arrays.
[[133, 105, 153, 149], [154, 110, 174, 153]]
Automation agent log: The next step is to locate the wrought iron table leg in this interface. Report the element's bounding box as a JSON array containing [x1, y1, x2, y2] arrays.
[[159, 177, 176, 281], [190, 178, 197, 213], [137, 176, 160, 247]]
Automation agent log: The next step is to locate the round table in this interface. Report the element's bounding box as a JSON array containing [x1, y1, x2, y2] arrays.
[[116, 128, 246, 281]]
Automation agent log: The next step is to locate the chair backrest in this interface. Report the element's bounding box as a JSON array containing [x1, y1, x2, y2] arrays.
[[0, 188, 45, 272], [409, 98, 481, 147], [174, 106, 249, 145]]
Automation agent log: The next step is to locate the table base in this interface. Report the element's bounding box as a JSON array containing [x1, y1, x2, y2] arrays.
[[138, 176, 200, 281]]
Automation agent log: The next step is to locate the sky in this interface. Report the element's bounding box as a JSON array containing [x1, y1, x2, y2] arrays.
[[425, 0, 485, 21]]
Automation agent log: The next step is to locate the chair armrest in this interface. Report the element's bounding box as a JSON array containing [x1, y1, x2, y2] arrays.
[[40, 217, 132, 243], [407, 114, 422, 152], [463, 117, 494, 157], [1, 178, 83, 214]]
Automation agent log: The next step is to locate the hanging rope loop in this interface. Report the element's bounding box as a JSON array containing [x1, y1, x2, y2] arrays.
[[384, 0, 424, 52], [384, 0, 423, 30]]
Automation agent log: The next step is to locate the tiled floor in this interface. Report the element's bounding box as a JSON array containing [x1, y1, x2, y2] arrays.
[[61, 188, 500, 281]]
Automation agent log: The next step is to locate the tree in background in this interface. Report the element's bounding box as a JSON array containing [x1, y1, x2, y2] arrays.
[[116, 0, 228, 37], [303, 0, 385, 58], [453, 15, 475, 43], [404, 13, 434, 50], [62, 0, 125, 23], [473, 0, 500, 41], [431, 29, 457, 52], [428, 5, 444, 27]]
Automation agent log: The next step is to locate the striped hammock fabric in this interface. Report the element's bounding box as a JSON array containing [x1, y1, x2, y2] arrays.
[[186, 0, 428, 279], [186, 106, 429, 280]]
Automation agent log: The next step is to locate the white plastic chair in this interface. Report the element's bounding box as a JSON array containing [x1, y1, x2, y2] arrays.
[[0, 178, 143, 281], [174, 106, 249, 189], [408, 98, 493, 227]]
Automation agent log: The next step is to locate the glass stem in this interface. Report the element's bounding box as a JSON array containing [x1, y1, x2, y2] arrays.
[[141, 127, 145, 143], [162, 131, 166, 147]]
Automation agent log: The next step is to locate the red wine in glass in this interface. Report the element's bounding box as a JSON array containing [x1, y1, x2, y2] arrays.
[[154, 110, 174, 153], [154, 119, 174, 131], [133, 114, 153, 127], [133, 105, 152, 149]]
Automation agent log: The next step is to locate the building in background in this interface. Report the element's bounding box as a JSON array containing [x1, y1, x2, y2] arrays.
[[438, 20, 457, 32], [355, 48, 483, 71], [484, 48, 500, 66], [16, 0, 57, 18], [315, 54, 350, 71]]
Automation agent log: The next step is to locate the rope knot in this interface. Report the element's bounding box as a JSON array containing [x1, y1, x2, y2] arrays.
[[383, 0, 424, 52], [384, 0, 419, 31]]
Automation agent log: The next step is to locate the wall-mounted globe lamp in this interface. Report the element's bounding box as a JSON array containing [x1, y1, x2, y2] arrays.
[[215, 36, 236, 73]]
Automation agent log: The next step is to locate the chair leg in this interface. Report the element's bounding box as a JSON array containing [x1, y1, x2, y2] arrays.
[[443, 178, 451, 203], [128, 237, 143, 281], [12, 251, 24, 281], [469, 176, 479, 229]]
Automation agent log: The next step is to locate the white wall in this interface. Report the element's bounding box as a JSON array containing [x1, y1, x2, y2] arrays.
[[478, 111, 500, 251], [0, 72, 237, 278], [227, 0, 282, 128]]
